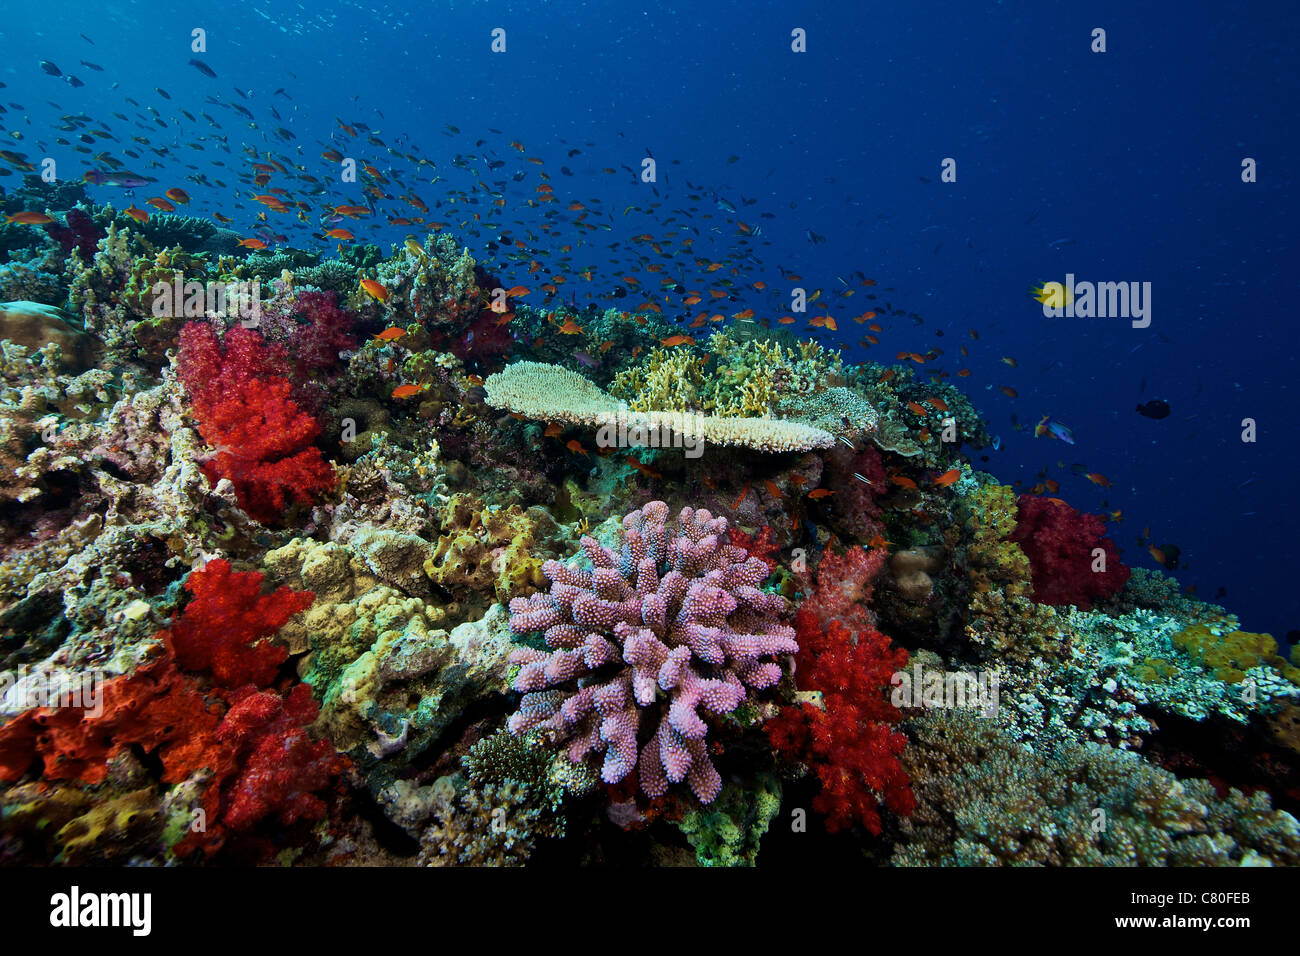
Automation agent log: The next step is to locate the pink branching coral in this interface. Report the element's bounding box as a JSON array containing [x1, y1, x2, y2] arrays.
[[506, 501, 797, 803]]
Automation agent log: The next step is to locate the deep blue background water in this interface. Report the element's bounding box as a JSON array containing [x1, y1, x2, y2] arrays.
[[2, 0, 1297, 639]]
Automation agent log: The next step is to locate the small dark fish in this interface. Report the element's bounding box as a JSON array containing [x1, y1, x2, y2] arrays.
[[1136, 399, 1171, 420], [155, 87, 171, 99], [80, 33, 94, 44], [40, 60, 62, 76], [189, 58, 217, 79], [80, 60, 104, 71], [65, 76, 85, 88]]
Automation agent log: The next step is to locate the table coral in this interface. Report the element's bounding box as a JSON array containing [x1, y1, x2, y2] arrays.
[[506, 500, 797, 803]]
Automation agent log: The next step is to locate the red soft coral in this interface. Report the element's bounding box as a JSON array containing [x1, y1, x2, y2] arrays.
[[825, 444, 886, 543], [767, 607, 913, 833], [178, 322, 335, 524], [726, 525, 779, 570], [211, 684, 346, 832], [802, 545, 888, 635], [1010, 494, 1130, 609], [0, 561, 345, 861], [165, 558, 312, 689]]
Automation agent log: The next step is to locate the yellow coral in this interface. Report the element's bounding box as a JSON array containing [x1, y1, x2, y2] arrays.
[[1172, 623, 1300, 685], [959, 483, 1031, 600], [425, 493, 560, 603]]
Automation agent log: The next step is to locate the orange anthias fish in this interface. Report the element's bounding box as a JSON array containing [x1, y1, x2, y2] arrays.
[[626, 455, 662, 480], [237, 237, 267, 250], [763, 479, 782, 499], [391, 384, 426, 399], [557, 318, 584, 335], [933, 468, 961, 487], [164, 187, 190, 204], [1085, 472, 1111, 487], [373, 326, 407, 342], [146, 197, 175, 212], [4, 211, 54, 225], [505, 285, 531, 298], [867, 534, 894, 550], [124, 205, 149, 223], [732, 482, 751, 509], [889, 475, 919, 490], [807, 488, 835, 499], [325, 228, 355, 240], [661, 335, 695, 347], [359, 279, 390, 303], [544, 423, 564, 438], [566, 439, 589, 457], [907, 401, 928, 416]]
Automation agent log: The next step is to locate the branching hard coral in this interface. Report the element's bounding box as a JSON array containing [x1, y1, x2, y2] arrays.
[[894, 709, 1300, 866], [957, 481, 1031, 601], [506, 501, 797, 803], [675, 774, 781, 866], [609, 331, 851, 422]]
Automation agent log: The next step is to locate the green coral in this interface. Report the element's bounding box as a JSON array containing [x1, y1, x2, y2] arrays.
[[675, 774, 781, 866], [609, 330, 844, 418]]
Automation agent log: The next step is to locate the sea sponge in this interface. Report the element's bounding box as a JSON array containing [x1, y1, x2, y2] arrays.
[[424, 493, 564, 604]]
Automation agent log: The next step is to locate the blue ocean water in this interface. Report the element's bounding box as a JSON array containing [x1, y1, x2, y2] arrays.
[[2, 0, 1296, 639]]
